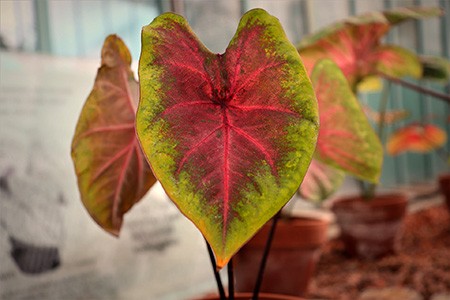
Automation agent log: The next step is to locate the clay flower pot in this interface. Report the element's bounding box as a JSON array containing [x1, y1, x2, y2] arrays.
[[438, 173, 450, 210], [234, 217, 329, 297], [331, 193, 407, 259], [199, 292, 304, 300]]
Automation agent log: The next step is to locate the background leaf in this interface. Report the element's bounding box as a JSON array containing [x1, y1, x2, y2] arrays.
[[137, 9, 318, 268], [419, 55, 450, 82], [298, 6, 442, 87], [71, 35, 156, 236], [311, 59, 383, 183], [387, 123, 447, 155], [363, 104, 409, 125], [374, 45, 421, 79], [299, 159, 345, 203]]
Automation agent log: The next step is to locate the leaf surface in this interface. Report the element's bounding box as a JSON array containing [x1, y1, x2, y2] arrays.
[[299, 159, 345, 203], [298, 7, 442, 87], [137, 9, 318, 268], [419, 55, 450, 82], [311, 59, 383, 183], [374, 45, 421, 79], [387, 123, 447, 155], [71, 35, 156, 236]]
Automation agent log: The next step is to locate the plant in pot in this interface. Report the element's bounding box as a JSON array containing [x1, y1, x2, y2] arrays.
[[234, 59, 384, 297], [71, 8, 322, 300], [297, 6, 450, 260]]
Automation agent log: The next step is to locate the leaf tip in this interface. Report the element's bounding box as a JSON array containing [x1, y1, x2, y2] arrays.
[[101, 34, 132, 68]]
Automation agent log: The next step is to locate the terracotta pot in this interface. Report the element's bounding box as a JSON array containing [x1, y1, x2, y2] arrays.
[[331, 193, 407, 259], [199, 292, 304, 300], [438, 174, 450, 210], [234, 217, 329, 297]]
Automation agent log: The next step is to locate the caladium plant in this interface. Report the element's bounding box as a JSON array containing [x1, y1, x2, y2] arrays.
[[71, 35, 156, 236], [297, 6, 450, 200], [297, 6, 443, 89], [136, 8, 318, 269], [299, 59, 383, 202]]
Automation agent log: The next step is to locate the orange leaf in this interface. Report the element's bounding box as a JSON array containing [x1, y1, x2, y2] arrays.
[[387, 123, 447, 155]]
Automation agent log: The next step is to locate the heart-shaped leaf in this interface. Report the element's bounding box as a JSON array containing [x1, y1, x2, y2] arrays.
[[310, 59, 383, 183], [387, 123, 447, 155], [299, 159, 345, 203], [137, 9, 318, 268], [298, 7, 442, 88], [71, 35, 156, 236]]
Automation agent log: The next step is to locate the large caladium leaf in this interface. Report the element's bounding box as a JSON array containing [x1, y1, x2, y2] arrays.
[[310, 59, 383, 183], [298, 7, 443, 88], [71, 35, 156, 236], [137, 9, 318, 268], [299, 159, 345, 203], [387, 123, 447, 155]]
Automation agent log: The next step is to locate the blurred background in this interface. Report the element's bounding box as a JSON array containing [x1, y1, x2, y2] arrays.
[[2, 0, 449, 186], [0, 0, 449, 299]]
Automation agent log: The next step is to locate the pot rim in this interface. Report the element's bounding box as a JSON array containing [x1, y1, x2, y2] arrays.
[[197, 292, 304, 300], [331, 192, 408, 210]]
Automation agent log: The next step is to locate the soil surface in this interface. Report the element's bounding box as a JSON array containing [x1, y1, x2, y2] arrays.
[[307, 204, 450, 300]]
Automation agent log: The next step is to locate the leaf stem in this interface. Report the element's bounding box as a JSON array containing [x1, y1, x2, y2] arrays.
[[252, 211, 281, 300], [169, 0, 184, 14], [380, 73, 450, 104], [228, 258, 235, 300], [206, 240, 226, 300], [365, 81, 391, 199]]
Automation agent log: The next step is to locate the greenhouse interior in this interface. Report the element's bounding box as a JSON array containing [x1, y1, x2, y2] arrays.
[[1, 0, 449, 299]]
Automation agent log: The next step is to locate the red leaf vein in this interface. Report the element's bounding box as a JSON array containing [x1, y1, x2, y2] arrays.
[[229, 124, 276, 175], [176, 125, 224, 175]]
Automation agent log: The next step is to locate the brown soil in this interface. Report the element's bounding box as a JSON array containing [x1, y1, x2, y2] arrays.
[[307, 204, 450, 300]]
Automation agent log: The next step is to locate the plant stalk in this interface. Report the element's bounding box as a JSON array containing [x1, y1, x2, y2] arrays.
[[380, 73, 450, 104], [206, 240, 226, 300], [252, 211, 281, 300], [228, 258, 235, 300], [365, 81, 391, 199], [169, 0, 184, 15]]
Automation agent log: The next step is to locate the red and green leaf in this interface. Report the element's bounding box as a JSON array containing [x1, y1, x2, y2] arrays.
[[299, 159, 345, 203], [299, 22, 390, 86], [311, 59, 383, 183], [383, 6, 443, 25], [298, 7, 442, 87], [137, 9, 318, 268], [373, 45, 421, 79], [387, 123, 447, 155], [71, 35, 156, 236]]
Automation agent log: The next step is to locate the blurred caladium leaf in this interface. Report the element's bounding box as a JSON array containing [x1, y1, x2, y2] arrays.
[[419, 55, 450, 82], [363, 104, 410, 125], [71, 35, 156, 236], [311, 59, 383, 183], [298, 7, 443, 88], [137, 9, 318, 268], [387, 123, 447, 155], [299, 159, 345, 203], [383, 6, 444, 24]]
